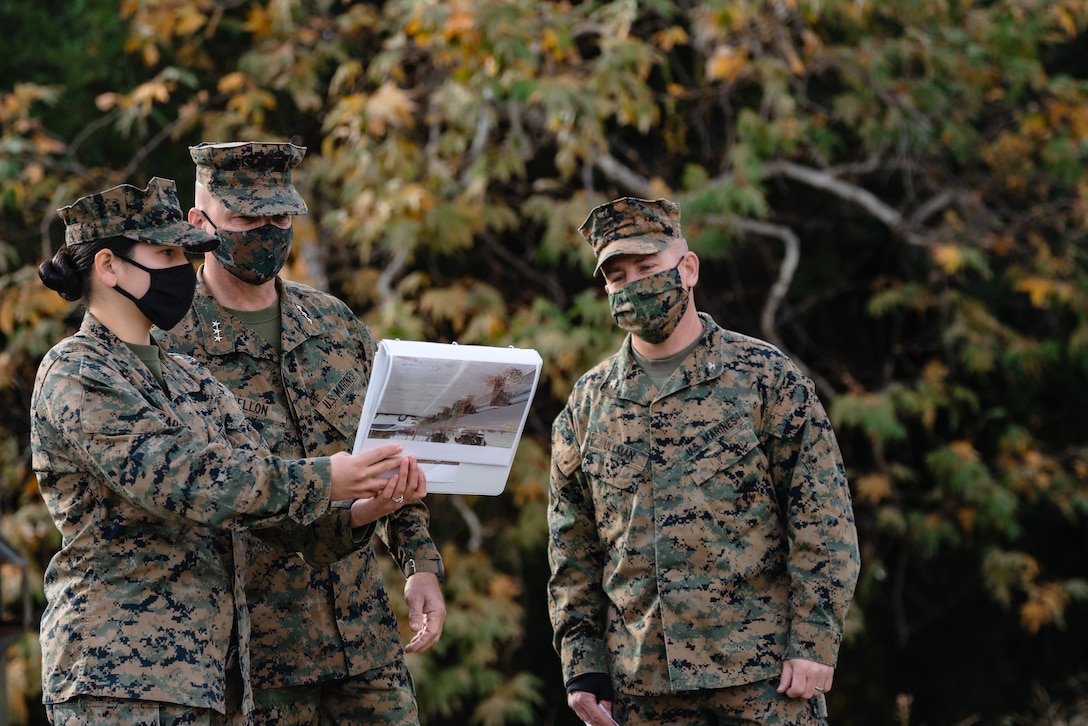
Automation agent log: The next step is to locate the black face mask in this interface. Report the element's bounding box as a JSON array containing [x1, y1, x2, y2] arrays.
[[112, 255, 197, 331]]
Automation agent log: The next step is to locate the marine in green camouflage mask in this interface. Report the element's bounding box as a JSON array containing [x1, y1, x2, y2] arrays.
[[199, 209, 294, 284], [189, 141, 307, 287], [581, 196, 698, 350], [606, 263, 690, 344]]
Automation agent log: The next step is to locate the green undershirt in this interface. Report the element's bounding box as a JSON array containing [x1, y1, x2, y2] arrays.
[[630, 322, 705, 391], [224, 301, 283, 353], [127, 341, 166, 391]]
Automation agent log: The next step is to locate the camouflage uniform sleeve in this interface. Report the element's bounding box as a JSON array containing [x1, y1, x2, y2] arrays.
[[202, 372, 367, 562], [547, 405, 611, 683], [761, 361, 861, 667], [249, 508, 375, 567], [48, 353, 334, 531], [376, 501, 440, 571]]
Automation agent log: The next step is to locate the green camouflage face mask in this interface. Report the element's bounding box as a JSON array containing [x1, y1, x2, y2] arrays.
[[201, 211, 292, 285], [607, 264, 689, 344]]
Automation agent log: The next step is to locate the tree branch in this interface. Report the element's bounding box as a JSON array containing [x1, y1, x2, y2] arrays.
[[732, 217, 799, 347], [763, 160, 905, 231], [479, 230, 567, 308], [761, 160, 966, 248], [376, 245, 409, 304], [705, 214, 839, 399], [450, 494, 484, 552], [594, 153, 655, 198]]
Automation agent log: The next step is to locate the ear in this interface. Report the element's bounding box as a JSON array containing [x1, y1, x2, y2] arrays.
[[679, 250, 700, 288], [93, 248, 121, 287], [188, 207, 208, 228]]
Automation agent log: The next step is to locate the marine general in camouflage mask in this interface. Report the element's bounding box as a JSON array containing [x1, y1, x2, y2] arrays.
[[547, 197, 861, 726], [161, 141, 446, 725], [189, 141, 307, 286]]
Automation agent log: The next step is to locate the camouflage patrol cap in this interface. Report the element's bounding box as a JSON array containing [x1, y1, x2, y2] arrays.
[[190, 141, 309, 216], [57, 177, 220, 251], [579, 197, 684, 275]]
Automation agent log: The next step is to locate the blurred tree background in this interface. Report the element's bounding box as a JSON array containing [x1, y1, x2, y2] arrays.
[[2, 0, 1088, 724]]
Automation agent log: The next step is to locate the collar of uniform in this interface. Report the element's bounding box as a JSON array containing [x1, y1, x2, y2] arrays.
[[188, 278, 273, 358], [278, 281, 317, 354], [669, 313, 725, 390], [158, 346, 204, 398], [80, 313, 202, 399], [604, 312, 723, 401], [79, 312, 146, 371], [190, 276, 317, 357]]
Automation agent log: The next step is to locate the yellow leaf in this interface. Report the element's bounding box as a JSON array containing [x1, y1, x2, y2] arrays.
[[1054, 8, 1078, 39], [1021, 114, 1049, 137], [706, 46, 748, 83], [1016, 276, 1073, 308], [132, 80, 172, 113], [651, 26, 689, 52], [1069, 107, 1088, 140], [392, 183, 432, 217], [488, 573, 521, 601], [443, 9, 476, 41], [33, 132, 65, 154], [855, 473, 893, 504], [365, 82, 417, 137], [243, 5, 273, 39], [542, 27, 560, 51], [1019, 582, 1069, 633], [218, 72, 252, 94], [956, 506, 976, 534], [931, 244, 964, 274], [140, 43, 161, 68], [780, 40, 805, 76], [921, 359, 949, 382], [24, 161, 45, 184], [1020, 599, 1048, 634], [665, 82, 687, 98], [950, 440, 980, 461], [174, 6, 208, 36], [226, 89, 277, 120]]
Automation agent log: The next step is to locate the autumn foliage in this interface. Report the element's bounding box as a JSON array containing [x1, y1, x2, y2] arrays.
[[2, 1, 1088, 724]]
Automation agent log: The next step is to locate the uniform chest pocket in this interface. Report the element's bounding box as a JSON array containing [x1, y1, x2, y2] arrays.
[[680, 416, 765, 488], [582, 432, 648, 492], [312, 368, 366, 439], [221, 410, 257, 441]]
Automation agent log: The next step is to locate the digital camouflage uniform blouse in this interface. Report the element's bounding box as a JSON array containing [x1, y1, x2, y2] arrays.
[[160, 275, 440, 688], [31, 314, 358, 713], [547, 313, 860, 696]]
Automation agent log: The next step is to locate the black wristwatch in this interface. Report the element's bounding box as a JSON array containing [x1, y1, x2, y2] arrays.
[[404, 557, 445, 584]]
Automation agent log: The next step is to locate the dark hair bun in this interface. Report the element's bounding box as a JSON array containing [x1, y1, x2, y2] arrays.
[[38, 249, 83, 302]]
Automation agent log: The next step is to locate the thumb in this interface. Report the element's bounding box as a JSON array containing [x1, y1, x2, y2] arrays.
[[777, 660, 793, 693], [406, 591, 424, 632]]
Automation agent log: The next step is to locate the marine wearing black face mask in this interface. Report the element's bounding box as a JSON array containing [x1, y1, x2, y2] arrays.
[[110, 253, 199, 331]]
